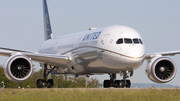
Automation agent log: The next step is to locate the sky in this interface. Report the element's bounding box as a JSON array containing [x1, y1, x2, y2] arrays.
[[0, 0, 180, 86]]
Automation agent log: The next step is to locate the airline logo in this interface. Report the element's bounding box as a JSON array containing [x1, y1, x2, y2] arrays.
[[45, 14, 52, 40], [82, 31, 101, 41]]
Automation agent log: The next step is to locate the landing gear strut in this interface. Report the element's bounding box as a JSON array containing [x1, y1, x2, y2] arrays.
[[36, 64, 56, 88], [121, 71, 131, 88], [103, 71, 132, 88]]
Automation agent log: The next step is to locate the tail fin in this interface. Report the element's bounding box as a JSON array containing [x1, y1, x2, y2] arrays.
[[43, 0, 53, 40]]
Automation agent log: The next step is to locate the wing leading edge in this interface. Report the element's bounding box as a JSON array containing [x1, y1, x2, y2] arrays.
[[0, 47, 70, 68], [146, 50, 180, 59]]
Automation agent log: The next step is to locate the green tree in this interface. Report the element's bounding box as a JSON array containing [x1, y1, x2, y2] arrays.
[[87, 77, 102, 88]]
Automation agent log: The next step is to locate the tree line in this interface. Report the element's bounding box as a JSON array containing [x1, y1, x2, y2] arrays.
[[0, 66, 102, 88]]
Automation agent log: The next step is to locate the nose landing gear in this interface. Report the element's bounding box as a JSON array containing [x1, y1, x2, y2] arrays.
[[103, 71, 132, 88]]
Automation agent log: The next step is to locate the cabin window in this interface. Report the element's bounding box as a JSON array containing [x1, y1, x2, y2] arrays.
[[124, 38, 132, 44], [116, 38, 123, 44], [133, 38, 139, 44]]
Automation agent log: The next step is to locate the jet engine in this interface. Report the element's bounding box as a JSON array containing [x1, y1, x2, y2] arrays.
[[4, 54, 33, 82], [145, 56, 176, 83]]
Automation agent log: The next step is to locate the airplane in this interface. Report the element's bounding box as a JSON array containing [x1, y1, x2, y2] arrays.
[[0, 0, 179, 88]]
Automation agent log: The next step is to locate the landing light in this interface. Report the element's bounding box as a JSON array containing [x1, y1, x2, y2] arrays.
[[126, 71, 129, 74]]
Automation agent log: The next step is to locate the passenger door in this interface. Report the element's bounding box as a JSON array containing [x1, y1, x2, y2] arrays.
[[101, 34, 110, 49]]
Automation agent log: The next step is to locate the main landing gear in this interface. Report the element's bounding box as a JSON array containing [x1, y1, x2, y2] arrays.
[[36, 64, 56, 88], [103, 71, 132, 88]]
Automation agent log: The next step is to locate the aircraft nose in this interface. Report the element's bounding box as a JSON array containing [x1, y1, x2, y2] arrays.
[[125, 46, 144, 67]]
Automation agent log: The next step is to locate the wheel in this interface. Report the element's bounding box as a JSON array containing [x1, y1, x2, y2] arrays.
[[125, 80, 131, 88], [119, 80, 125, 88], [47, 79, 54, 88], [114, 80, 120, 88], [37, 79, 43, 88], [103, 80, 111, 88]]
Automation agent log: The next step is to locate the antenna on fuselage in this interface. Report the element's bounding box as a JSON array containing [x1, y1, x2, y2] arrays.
[[43, 0, 53, 40]]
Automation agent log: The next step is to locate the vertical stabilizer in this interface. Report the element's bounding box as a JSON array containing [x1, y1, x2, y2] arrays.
[[43, 0, 53, 40]]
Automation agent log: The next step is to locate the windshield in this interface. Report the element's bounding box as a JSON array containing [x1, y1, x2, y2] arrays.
[[116, 38, 143, 44]]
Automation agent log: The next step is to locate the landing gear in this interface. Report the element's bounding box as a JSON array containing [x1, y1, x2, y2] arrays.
[[47, 79, 54, 88], [36, 79, 43, 88], [119, 80, 131, 88], [36, 64, 56, 88], [103, 80, 111, 88], [125, 80, 131, 88], [119, 80, 125, 88], [103, 71, 132, 88], [114, 80, 120, 87], [36, 79, 54, 88]]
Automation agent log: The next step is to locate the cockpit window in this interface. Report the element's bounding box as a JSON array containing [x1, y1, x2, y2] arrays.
[[139, 39, 143, 44], [116, 38, 143, 45], [116, 38, 123, 44], [133, 38, 139, 44], [124, 38, 132, 44]]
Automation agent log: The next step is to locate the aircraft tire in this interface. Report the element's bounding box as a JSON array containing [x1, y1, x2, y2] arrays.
[[103, 80, 110, 88], [119, 80, 125, 88], [47, 79, 54, 88], [37, 79, 43, 88], [125, 80, 131, 88], [114, 80, 120, 88]]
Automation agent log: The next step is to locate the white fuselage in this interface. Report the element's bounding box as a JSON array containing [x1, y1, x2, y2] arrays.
[[39, 25, 146, 75]]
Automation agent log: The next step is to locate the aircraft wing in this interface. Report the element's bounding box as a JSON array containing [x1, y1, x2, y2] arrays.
[[0, 47, 70, 67], [146, 50, 180, 59]]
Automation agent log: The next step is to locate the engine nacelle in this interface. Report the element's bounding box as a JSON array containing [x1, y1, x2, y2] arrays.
[[4, 54, 33, 82], [146, 56, 176, 83]]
